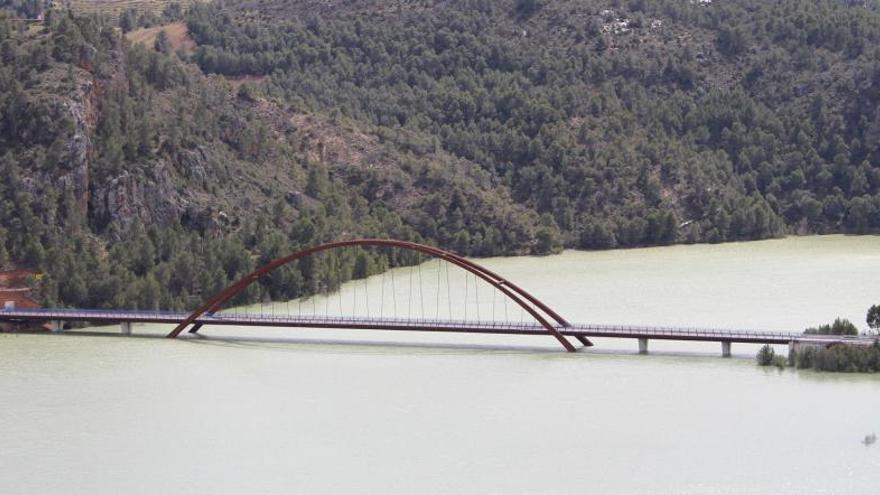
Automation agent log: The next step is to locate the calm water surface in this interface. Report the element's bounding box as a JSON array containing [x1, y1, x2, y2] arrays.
[[2, 235, 879, 494]]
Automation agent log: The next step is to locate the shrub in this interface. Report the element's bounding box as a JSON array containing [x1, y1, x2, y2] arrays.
[[789, 341, 880, 373], [771, 355, 787, 369], [804, 318, 859, 336], [756, 344, 775, 366]]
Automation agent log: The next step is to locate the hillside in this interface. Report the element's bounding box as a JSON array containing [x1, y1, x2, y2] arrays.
[[1, 0, 879, 309], [0, 9, 541, 309], [184, 0, 880, 244]]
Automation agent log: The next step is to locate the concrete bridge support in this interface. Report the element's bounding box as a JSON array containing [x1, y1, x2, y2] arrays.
[[638, 338, 648, 354], [49, 320, 63, 333], [721, 341, 732, 358], [120, 321, 132, 335]]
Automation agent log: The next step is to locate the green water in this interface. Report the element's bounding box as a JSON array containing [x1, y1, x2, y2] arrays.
[[1, 235, 879, 493]]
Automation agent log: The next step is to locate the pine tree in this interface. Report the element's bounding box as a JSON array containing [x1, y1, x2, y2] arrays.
[[154, 30, 171, 55]]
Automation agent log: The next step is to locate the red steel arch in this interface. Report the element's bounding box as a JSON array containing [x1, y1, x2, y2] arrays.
[[168, 239, 579, 351]]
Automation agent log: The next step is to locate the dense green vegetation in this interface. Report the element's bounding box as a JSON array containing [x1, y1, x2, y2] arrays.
[[789, 341, 880, 372], [1, 0, 880, 310], [0, 11, 453, 309], [756, 344, 786, 368], [185, 0, 880, 248], [868, 304, 880, 331], [803, 317, 859, 336], [759, 342, 880, 373], [119, 3, 183, 33], [0, 0, 46, 18], [758, 310, 880, 372]]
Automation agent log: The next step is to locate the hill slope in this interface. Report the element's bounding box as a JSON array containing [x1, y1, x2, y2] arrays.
[[1, 0, 880, 308], [185, 0, 880, 245], [0, 11, 540, 309]]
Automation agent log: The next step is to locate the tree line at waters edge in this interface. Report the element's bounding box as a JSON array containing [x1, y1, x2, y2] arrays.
[[757, 305, 880, 372]]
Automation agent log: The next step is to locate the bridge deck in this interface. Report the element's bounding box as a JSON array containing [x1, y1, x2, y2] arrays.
[[2, 308, 875, 346]]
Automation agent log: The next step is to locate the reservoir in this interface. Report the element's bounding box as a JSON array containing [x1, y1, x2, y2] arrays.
[[1, 235, 879, 493]]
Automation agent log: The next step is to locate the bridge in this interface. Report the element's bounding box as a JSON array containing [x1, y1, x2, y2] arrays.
[[0, 239, 873, 354]]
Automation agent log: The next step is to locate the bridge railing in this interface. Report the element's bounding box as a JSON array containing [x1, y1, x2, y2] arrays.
[[572, 322, 798, 338], [0, 307, 797, 336], [207, 312, 547, 331], [6, 307, 876, 343], [0, 308, 191, 318]]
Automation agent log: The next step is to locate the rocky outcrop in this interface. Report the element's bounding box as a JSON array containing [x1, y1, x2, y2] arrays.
[[60, 75, 95, 215], [64, 35, 227, 238], [175, 146, 210, 183], [90, 144, 239, 238], [90, 160, 187, 239]]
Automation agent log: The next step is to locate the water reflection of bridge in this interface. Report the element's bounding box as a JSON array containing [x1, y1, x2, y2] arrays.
[[1, 239, 874, 354]]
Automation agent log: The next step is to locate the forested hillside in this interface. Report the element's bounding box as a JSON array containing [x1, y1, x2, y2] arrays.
[[1, 0, 880, 309], [186, 0, 880, 245]]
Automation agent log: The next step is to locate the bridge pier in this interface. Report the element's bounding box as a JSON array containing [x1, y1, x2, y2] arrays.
[[49, 320, 63, 333], [721, 341, 731, 358], [638, 338, 648, 354], [120, 321, 132, 335]]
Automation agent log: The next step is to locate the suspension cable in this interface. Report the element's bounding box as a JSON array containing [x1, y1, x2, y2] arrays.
[[352, 269, 358, 317], [474, 274, 480, 321], [418, 258, 425, 320], [463, 271, 469, 322], [338, 281, 343, 318], [364, 274, 370, 319], [445, 261, 452, 319], [380, 270, 386, 319], [408, 264, 414, 319], [492, 286, 496, 322], [435, 259, 441, 320], [391, 265, 398, 317]]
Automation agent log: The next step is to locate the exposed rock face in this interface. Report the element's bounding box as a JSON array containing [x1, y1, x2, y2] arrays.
[[12, 73, 97, 218], [91, 160, 186, 239], [89, 144, 237, 238], [61, 76, 95, 215], [175, 146, 210, 183], [58, 39, 220, 238]]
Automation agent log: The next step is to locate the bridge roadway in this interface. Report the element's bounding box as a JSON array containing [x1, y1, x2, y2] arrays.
[[1, 308, 875, 353]]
